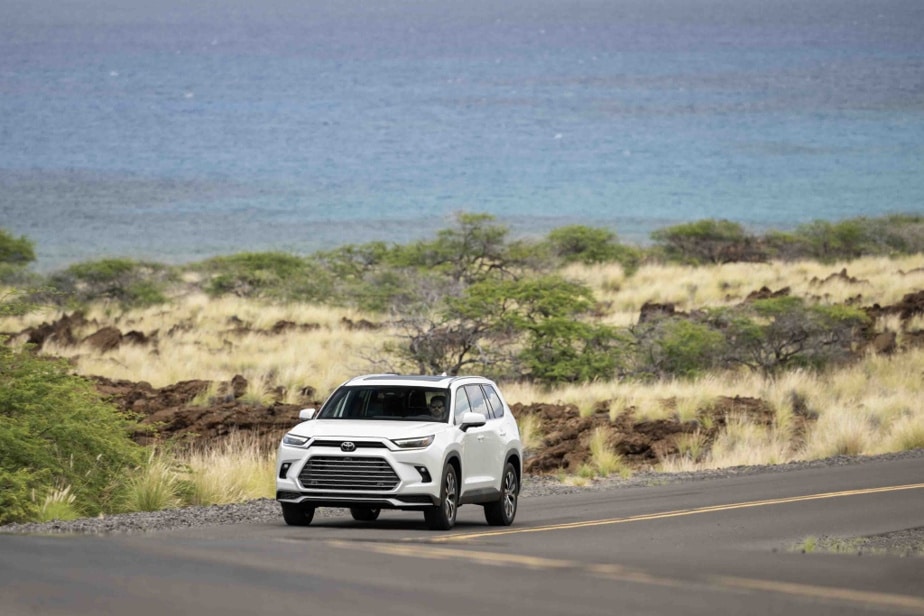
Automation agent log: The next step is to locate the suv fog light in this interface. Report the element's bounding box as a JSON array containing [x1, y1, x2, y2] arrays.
[[279, 462, 292, 479], [415, 466, 432, 483]]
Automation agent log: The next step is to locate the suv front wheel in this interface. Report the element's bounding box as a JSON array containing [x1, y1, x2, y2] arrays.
[[484, 462, 518, 526], [424, 464, 458, 530], [281, 502, 315, 526]]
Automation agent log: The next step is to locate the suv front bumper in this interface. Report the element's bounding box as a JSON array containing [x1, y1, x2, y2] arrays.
[[276, 441, 442, 510]]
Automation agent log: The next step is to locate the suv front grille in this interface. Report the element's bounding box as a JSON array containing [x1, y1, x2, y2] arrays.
[[308, 440, 388, 449], [298, 456, 399, 491]]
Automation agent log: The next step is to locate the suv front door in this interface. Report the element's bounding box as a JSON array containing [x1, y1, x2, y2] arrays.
[[465, 384, 506, 488], [454, 385, 495, 494]]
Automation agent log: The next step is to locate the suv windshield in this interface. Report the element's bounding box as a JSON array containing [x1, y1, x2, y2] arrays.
[[317, 386, 451, 422]]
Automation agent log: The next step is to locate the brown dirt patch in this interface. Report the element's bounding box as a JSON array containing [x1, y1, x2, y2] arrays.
[[866, 289, 924, 322], [512, 394, 794, 475], [91, 375, 321, 446], [16, 312, 156, 353]]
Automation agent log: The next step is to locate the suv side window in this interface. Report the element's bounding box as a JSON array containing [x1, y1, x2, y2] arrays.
[[463, 384, 490, 419], [482, 384, 504, 418], [453, 388, 472, 424]]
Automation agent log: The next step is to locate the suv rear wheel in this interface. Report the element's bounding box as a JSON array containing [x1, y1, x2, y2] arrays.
[[484, 462, 518, 526], [424, 464, 458, 530], [281, 502, 315, 526]]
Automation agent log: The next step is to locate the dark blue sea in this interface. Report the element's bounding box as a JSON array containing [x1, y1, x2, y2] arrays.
[[2, 0, 923, 271]]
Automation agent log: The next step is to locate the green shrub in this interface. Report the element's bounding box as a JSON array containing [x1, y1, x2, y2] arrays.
[[0, 229, 36, 265], [545, 225, 643, 274], [651, 219, 761, 265], [48, 258, 172, 308], [782, 219, 866, 262], [766, 214, 924, 261], [390, 273, 624, 383], [387, 212, 514, 284], [631, 318, 727, 379], [0, 284, 43, 317], [0, 344, 145, 523], [519, 318, 623, 384], [625, 296, 870, 379], [874, 214, 924, 254], [658, 320, 727, 378], [195, 252, 331, 302], [64, 258, 137, 284], [316, 242, 391, 280], [468, 275, 622, 384], [719, 297, 869, 373], [0, 467, 39, 523]]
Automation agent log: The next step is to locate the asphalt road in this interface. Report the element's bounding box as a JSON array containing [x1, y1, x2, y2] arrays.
[[2, 456, 922, 616]]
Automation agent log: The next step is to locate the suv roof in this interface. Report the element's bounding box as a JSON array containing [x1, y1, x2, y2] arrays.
[[342, 374, 489, 388]]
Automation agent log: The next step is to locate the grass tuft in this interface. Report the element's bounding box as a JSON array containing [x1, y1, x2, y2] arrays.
[[587, 427, 632, 478], [34, 484, 80, 522], [884, 415, 924, 452], [674, 431, 708, 462], [794, 536, 818, 553], [120, 449, 184, 512], [517, 414, 543, 455], [179, 432, 276, 506]]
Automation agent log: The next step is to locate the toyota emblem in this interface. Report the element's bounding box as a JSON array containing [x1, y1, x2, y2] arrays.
[[340, 441, 356, 452]]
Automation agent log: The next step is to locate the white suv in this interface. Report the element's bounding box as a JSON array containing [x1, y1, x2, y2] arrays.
[[276, 374, 523, 530]]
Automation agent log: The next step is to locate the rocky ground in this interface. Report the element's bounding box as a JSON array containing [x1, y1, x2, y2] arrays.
[[2, 450, 922, 559], [802, 527, 924, 558]]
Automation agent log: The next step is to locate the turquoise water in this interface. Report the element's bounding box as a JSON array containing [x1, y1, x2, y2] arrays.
[[1, 0, 923, 271]]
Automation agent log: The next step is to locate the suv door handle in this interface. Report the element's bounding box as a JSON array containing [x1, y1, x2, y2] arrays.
[[477, 435, 486, 442]]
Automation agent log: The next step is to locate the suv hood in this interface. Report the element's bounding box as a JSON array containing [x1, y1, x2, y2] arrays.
[[291, 419, 444, 440]]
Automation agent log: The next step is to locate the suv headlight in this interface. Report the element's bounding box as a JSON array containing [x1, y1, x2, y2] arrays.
[[391, 435, 435, 449], [282, 433, 309, 447]]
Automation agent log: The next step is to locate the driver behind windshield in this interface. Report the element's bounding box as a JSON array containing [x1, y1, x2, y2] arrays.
[[428, 395, 446, 421]]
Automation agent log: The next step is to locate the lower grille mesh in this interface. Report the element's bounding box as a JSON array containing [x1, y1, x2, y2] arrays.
[[298, 456, 399, 491]]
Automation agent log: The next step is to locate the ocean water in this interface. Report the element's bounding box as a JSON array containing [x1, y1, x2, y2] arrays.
[[1, 0, 923, 272]]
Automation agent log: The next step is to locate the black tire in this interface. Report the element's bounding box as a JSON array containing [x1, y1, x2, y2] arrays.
[[350, 507, 381, 522], [424, 464, 459, 531], [484, 462, 518, 526], [281, 502, 315, 526]]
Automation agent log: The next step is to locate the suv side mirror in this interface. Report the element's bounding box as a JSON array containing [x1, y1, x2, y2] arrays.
[[459, 411, 486, 432], [298, 408, 317, 421]]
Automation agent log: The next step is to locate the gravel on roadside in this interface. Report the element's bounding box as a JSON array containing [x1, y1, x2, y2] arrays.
[[2, 449, 922, 557]]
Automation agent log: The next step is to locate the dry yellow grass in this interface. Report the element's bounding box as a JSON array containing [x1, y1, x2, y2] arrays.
[[505, 372, 741, 423], [577, 254, 924, 316], [27, 295, 389, 401], [118, 433, 276, 511], [178, 432, 277, 505], [665, 417, 794, 472], [585, 426, 631, 478], [4, 254, 923, 477], [657, 348, 924, 471], [516, 414, 543, 454]]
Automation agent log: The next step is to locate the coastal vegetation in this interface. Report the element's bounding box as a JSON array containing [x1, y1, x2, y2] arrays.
[[1, 212, 923, 524]]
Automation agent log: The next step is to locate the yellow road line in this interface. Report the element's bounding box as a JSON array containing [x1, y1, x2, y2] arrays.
[[430, 482, 924, 543], [327, 539, 575, 570], [327, 540, 686, 587], [715, 576, 924, 614], [327, 540, 924, 613]]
